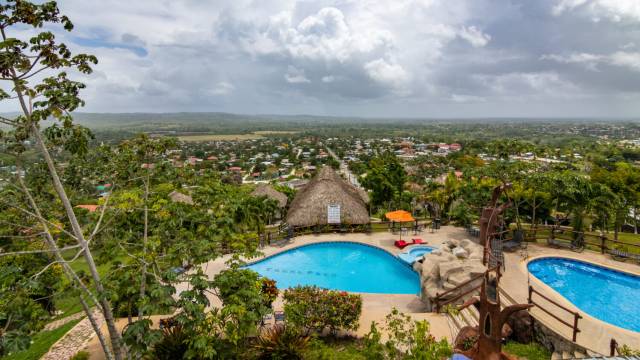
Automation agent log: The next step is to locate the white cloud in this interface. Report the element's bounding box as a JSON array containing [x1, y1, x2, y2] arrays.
[[473, 72, 580, 97], [542, 51, 640, 72], [321, 75, 336, 83], [284, 66, 311, 83], [364, 58, 410, 89], [210, 82, 235, 95], [0, 0, 636, 117], [458, 26, 491, 47], [552, 0, 640, 22]]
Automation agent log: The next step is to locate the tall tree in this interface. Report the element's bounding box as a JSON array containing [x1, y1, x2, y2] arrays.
[[0, 2, 124, 358]]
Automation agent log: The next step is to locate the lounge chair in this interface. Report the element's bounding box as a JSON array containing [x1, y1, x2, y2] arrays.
[[412, 238, 424, 245], [394, 240, 410, 249], [609, 248, 640, 263], [502, 238, 522, 252]]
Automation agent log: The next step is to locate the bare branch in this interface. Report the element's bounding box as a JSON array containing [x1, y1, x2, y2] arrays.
[[20, 65, 51, 80], [89, 187, 114, 240], [17, 54, 42, 79], [0, 199, 80, 241], [0, 244, 80, 257]]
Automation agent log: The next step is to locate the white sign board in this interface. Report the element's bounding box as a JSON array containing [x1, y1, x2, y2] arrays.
[[327, 204, 341, 224]]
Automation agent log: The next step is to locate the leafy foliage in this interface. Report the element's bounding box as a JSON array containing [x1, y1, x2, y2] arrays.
[[283, 286, 362, 336], [362, 308, 452, 360], [253, 324, 310, 360]]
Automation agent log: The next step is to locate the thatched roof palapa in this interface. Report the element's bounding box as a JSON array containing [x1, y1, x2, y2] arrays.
[[286, 166, 369, 227], [251, 184, 288, 208]]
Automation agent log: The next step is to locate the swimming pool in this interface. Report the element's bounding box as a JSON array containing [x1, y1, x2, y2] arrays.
[[246, 242, 420, 294], [398, 245, 436, 264], [528, 257, 640, 332]]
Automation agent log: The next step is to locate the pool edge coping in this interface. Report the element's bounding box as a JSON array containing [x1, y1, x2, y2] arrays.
[[523, 254, 640, 336], [242, 240, 422, 295]]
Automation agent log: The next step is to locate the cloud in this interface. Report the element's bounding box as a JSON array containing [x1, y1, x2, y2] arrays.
[[543, 51, 640, 72], [210, 82, 235, 95], [284, 66, 311, 83], [0, 0, 637, 117], [552, 0, 640, 22], [364, 59, 410, 89], [458, 26, 491, 47]]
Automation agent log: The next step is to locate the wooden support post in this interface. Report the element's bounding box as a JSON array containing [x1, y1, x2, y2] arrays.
[[572, 313, 580, 342], [610, 338, 618, 357], [528, 286, 533, 304], [600, 234, 606, 254]]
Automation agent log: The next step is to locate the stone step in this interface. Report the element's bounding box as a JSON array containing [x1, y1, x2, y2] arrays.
[[573, 350, 586, 359], [562, 351, 572, 359], [551, 351, 563, 360]]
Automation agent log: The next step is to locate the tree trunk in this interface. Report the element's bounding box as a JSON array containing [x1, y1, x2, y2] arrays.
[[139, 174, 149, 322], [10, 67, 125, 359], [15, 163, 114, 360], [31, 126, 125, 359]]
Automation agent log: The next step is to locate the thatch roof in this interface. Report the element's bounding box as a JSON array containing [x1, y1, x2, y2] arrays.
[[286, 166, 369, 227], [169, 190, 194, 205], [251, 184, 288, 208]]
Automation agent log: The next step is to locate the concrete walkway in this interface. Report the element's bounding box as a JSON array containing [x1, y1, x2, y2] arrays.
[[499, 244, 640, 355], [175, 226, 471, 341]]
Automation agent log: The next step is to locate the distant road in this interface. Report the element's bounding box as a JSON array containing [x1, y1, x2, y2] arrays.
[[326, 147, 362, 189]]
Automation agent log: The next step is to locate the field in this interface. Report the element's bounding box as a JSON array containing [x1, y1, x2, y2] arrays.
[[176, 131, 298, 142]]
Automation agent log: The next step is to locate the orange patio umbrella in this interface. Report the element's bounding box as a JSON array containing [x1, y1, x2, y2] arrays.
[[385, 210, 415, 222], [385, 210, 415, 241]]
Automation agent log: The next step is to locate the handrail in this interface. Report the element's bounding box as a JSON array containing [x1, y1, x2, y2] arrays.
[[435, 266, 500, 312], [528, 285, 581, 342]]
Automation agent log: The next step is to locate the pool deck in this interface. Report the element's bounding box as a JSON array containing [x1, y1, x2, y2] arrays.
[[84, 226, 640, 358], [175, 226, 469, 341], [500, 244, 640, 355]]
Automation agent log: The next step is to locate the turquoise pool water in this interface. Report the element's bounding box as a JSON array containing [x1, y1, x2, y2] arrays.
[[528, 257, 640, 332], [398, 245, 436, 264], [246, 242, 420, 294]]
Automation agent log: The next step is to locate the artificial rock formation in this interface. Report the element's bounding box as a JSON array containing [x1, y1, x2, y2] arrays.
[[413, 238, 487, 311]]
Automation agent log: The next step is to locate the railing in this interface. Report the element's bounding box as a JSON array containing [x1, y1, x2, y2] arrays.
[[434, 266, 500, 312], [528, 285, 582, 342], [499, 225, 640, 257], [253, 219, 434, 248]]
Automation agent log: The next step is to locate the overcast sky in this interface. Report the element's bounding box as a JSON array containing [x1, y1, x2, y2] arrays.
[[4, 0, 640, 118]]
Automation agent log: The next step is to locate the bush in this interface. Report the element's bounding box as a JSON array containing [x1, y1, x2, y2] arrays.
[[253, 324, 310, 359], [148, 324, 189, 360], [363, 308, 452, 360], [70, 351, 90, 360], [283, 286, 362, 335]]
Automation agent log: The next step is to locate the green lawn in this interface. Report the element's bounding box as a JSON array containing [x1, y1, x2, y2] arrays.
[[2, 319, 81, 360], [504, 341, 551, 360], [52, 249, 127, 319]]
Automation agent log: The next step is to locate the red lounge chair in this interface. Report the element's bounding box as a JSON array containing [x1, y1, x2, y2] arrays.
[[394, 240, 409, 249], [412, 238, 424, 245]]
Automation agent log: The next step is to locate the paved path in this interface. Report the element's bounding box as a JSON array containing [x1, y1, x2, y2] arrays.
[[42, 308, 104, 360], [44, 311, 87, 331], [326, 147, 361, 188]]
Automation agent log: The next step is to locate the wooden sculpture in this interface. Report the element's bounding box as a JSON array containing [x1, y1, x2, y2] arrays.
[[454, 270, 532, 360]]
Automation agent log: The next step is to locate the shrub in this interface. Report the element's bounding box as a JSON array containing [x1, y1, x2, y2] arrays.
[[619, 344, 640, 356], [283, 286, 362, 335], [253, 324, 310, 359], [148, 324, 189, 360], [363, 308, 453, 360], [70, 351, 90, 360]]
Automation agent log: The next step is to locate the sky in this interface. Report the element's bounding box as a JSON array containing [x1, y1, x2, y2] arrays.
[[3, 0, 640, 118]]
